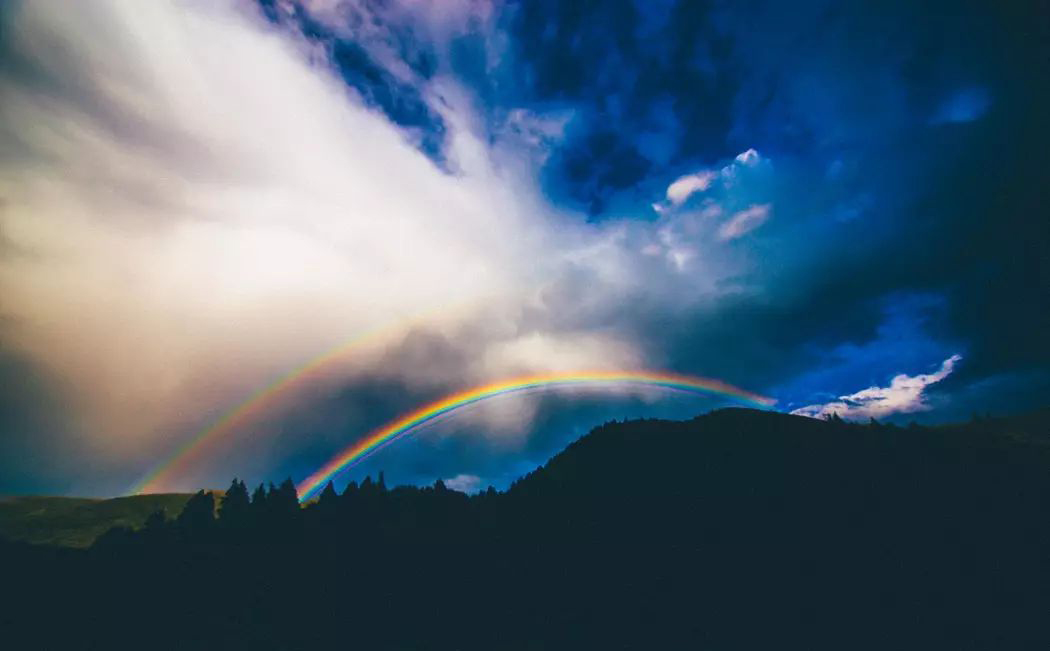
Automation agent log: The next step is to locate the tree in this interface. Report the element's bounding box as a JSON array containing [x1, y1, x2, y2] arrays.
[[141, 509, 169, 545], [360, 475, 375, 496], [176, 490, 215, 535], [249, 482, 269, 521], [269, 478, 300, 520], [219, 478, 250, 527], [251, 482, 268, 506], [318, 481, 339, 507]]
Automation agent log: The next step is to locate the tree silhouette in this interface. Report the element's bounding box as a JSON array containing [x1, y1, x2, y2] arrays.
[[359, 475, 375, 495], [318, 481, 338, 507], [250, 482, 268, 507], [219, 478, 250, 527], [176, 490, 214, 536], [269, 478, 299, 520]]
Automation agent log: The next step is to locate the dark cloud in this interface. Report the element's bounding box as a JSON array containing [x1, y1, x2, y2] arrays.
[[653, 1, 1049, 411], [495, 0, 736, 216], [256, 0, 448, 161]]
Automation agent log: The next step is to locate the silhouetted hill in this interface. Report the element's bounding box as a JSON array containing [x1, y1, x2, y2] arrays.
[[512, 407, 1050, 497], [0, 493, 209, 547], [2, 408, 1047, 650]]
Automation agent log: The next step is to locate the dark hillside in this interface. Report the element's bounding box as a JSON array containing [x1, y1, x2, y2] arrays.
[[0, 494, 204, 547], [496, 409, 1050, 648], [2, 409, 1047, 650]]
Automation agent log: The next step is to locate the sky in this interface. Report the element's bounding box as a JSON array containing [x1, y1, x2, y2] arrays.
[[1, 0, 1047, 496]]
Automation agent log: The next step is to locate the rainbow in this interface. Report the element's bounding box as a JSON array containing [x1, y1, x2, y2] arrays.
[[296, 370, 774, 501], [131, 315, 430, 495]]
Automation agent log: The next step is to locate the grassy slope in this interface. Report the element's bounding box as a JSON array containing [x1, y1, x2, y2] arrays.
[[0, 494, 200, 548]]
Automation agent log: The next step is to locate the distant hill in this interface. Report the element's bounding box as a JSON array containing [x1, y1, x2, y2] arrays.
[[510, 407, 1050, 498], [0, 493, 216, 547]]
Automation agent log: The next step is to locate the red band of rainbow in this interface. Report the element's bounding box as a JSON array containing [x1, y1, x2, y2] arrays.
[[297, 370, 774, 500]]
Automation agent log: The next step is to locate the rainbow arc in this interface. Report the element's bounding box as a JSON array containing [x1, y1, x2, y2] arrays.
[[296, 370, 774, 501]]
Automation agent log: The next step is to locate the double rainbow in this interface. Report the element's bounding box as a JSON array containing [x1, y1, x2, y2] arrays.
[[296, 370, 774, 501]]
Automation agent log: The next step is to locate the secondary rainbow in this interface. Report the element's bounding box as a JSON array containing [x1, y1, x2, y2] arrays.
[[296, 370, 775, 501], [131, 315, 432, 495]]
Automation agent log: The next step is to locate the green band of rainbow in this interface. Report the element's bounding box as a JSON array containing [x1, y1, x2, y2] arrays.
[[296, 370, 774, 501]]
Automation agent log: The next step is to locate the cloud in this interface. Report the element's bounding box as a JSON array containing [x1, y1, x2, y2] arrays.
[[443, 473, 482, 493], [294, 0, 494, 42], [717, 204, 772, 241], [734, 148, 760, 166], [0, 1, 623, 465], [791, 354, 963, 421], [0, 0, 751, 491], [6, 1, 1044, 495], [665, 170, 717, 206], [653, 148, 768, 217]]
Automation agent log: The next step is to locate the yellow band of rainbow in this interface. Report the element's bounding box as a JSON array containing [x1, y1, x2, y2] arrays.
[[296, 370, 774, 500]]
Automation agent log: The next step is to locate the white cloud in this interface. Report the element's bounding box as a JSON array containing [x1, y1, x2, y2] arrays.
[[655, 148, 765, 216], [717, 203, 772, 240], [443, 473, 482, 493], [664, 170, 717, 206], [791, 355, 963, 421], [699, 199, 723, 219], [497, 108, 574, 164], [735, 148, 760, 166]]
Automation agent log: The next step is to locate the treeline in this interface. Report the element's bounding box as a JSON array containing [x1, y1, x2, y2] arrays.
[[3, 408, 1049, 650], [94, 473, 495, 550]]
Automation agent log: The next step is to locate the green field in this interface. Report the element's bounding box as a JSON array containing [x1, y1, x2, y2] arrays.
[[0, 493, 208, 548]]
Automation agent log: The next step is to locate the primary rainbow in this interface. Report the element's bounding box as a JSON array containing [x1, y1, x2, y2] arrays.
[[296, 370, 775, 501]]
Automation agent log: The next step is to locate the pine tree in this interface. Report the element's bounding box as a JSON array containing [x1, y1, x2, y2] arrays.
[[176, 490, 215, 535], [270, 478, 300, 520], [318, 481, 339, 507], [219, 478, 250, 527], [250, 483, 268, 508], [360, 475, 375, 495]]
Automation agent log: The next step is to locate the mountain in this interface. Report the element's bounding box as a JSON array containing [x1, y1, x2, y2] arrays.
[[513, 406, 1050, 509], [2, 408, 1047, 650]]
